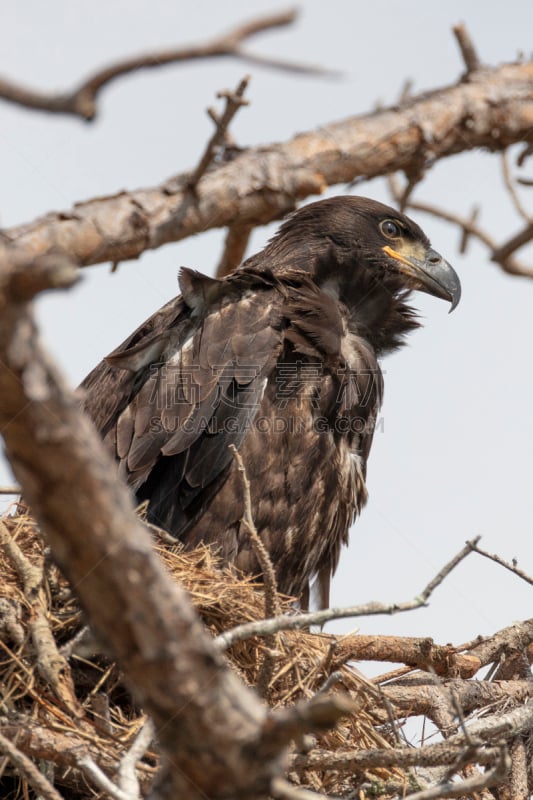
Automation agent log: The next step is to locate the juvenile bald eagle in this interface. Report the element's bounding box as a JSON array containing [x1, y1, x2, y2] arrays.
[[81, 196, 460, 608]]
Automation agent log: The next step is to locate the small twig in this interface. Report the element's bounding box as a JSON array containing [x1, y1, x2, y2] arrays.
[[418, 536, 479, 603], [0, 10, 335, 121], [459, 205, 479, 253], [0, 520, 81, 715], [0, 731, 64, 800], [490, 222, 533, 265], [229, 444, 280, 618], [229, 444, 280, 696], [398, 78, 414, 104], [377, 687, 404, 746], [378, 679, 531, 725], [59, 625, 102, 659], [371, 664, 415, 684], [402, 746, 509, 800], [188, 76, 250, 190], [501, 151, 532, 223], [447, 683, 471, 743], [391, 190, 533, 278], [331, 634, 480, 678], [117, 718, 154, 798], [215, 540, 474, 650], [272, 776, 334, 800], [452, 22, 482, 74], [0, 485, 20, 494], [466, 538, 533, 586], [316, 671, 344, 695], [77, 756, 130, 800]]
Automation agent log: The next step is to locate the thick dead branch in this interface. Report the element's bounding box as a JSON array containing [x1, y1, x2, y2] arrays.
[[380, 680, 532, 723], [332, 634, 480, 677], [4, 60, 533, 270], [491, 222, 533, 264], [291, 740, 500, 774], [0, 731, 63, 800], [293, 700, 533, 776], [77, 756, 130, 800], [509, 736, 529, 800], [0, 252, 296, 799], [467, 619, 533, 666], [400, 748, 509, 800], [0, 715, 153, 787], [0, 520, 81, 715], [0, 10, 332, 121]]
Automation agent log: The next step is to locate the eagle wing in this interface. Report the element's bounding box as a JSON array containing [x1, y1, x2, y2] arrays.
[[81, 267, 382, 607], [81, 267, 285, 527]]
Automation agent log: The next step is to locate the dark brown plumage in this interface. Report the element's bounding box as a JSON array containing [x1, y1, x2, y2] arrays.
[[81, 196, 460, 608]]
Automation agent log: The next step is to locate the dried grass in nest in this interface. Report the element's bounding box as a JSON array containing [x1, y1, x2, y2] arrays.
[[0, 508, 404, 798]]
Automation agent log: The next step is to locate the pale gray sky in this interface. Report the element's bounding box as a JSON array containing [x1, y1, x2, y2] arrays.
[[1, 1, 532, 654]]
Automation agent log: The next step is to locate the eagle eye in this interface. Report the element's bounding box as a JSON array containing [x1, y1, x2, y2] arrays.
[[380, 219, 402, 239]]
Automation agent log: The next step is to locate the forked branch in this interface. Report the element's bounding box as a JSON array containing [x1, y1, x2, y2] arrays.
[[0, 10, 333, 121]]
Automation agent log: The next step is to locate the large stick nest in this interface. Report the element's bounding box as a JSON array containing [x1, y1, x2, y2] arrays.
[[0, 508, 404, 799]]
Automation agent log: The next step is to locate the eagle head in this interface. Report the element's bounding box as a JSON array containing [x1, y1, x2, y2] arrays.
[[258, 196, 461, 315]]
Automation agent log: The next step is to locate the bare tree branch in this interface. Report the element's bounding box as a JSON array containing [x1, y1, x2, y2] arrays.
[[293, 700, 533, 777], [117, 719, 154, 798], [230, 444, 281, 696], [0, 715, 148, 785], [331, 634, 480, 677], [467, 618, 533, 666], [272, 776, 334, 800], [0, 519, 81, 715], [380, 679, 532, 723], [0, 731, 64, 800], [399, 747, 509, 800], [387, 186, 533, 278], [77, 756, 130, 800], [230, 444, 280, 619], [0, 251, 292, 799], [501, 151, 532, 223], [509, 736, 529, 800], [216, 221, 254, 276], [0, 10, 334, 121], [291, 740, 500, 774], [188, 76, 251, 191], [3, 60, 533, 272], [215, 539, 475, 649], [466, 537, 533, 586], [452, 22, 482, 74]]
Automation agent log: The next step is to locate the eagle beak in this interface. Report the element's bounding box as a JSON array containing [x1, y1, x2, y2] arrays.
[[383, 245, 461, 312]]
